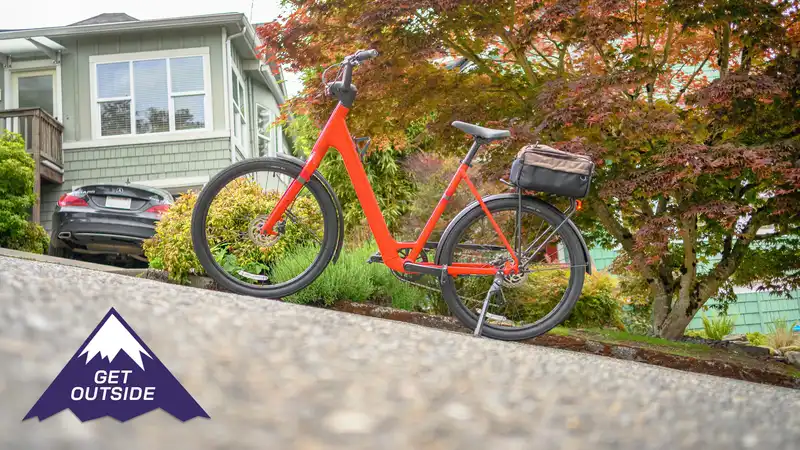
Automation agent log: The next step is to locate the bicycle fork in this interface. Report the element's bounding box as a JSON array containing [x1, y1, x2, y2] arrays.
[[474, 271, 505, 337]]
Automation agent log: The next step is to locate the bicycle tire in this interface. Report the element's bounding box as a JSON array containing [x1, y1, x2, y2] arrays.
[[191, 157, 340, 298], [435, 195, 586, 341]]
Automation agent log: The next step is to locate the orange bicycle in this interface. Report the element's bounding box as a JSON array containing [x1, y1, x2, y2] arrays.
[[191, 50, 594, 340]]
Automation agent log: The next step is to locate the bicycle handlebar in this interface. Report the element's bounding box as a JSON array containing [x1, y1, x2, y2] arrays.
[[340, 49, 379, 90], [351, 49, 379, 62]]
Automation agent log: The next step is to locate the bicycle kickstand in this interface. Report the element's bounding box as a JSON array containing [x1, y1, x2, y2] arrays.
[[474, 271, 504, 338]]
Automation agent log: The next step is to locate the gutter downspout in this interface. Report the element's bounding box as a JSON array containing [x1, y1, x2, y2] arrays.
[[226, 25, 245, 162]]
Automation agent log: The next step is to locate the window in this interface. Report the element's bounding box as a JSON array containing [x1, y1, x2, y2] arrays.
[[256, 104, 273, 157], [92, 49, 210, 138], [231, 69, 248, 152]]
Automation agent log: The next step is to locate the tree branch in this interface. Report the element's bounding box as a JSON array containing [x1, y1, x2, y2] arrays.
[[530, 43, 559, 70], [677, 214, 698, 309], [697, 208, 770, 301], [499, 29, 538, 87], [671, 48, 714, 104]]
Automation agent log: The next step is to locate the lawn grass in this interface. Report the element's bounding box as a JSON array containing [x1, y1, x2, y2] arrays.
[[581, 328, 714, 354], [547, 326, 571, 336]]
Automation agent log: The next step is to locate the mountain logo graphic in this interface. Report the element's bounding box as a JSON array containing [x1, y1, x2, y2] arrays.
[[23, 307, 209, 422]]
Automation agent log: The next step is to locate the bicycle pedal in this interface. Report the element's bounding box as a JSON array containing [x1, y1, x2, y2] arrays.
[[367, 252, 383, 264]]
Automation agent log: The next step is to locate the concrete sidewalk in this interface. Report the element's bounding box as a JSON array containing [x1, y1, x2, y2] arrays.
[[0, 247, 146, 276]]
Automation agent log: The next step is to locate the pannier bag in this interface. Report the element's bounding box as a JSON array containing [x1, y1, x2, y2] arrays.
[[509, 144, 595, 198]]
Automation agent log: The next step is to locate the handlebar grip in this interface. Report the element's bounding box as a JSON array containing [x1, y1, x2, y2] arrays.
[[353, 49, 379, 62]]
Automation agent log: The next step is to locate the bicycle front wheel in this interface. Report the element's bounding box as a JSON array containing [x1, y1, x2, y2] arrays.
[[191, 158, 340, 298], [436, 195, 587, 341]]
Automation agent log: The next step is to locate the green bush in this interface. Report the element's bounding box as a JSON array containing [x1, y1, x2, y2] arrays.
[[454, 268, 623, 329], [685, 330, 708, 339], [272, 242, 428, 310], [746, 331, 767, 346], [0, 131, 48, 254], [142, 178, 323, 283], [286, 114, 417, 233], [700, 313, 737, 340]]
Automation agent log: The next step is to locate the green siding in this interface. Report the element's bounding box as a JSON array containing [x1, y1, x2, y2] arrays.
[[56, 27, 226, 143], [686, 291, 800, 334], [588, 247, 800, 334], [589, 247, 619, 271], [40, 138, 230, 232]]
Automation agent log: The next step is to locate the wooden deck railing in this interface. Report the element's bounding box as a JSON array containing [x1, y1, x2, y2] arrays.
[[0, 108, 65, 224], [0, 107, 64, 170]]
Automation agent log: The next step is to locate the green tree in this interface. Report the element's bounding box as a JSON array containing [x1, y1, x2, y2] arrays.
[[0, 131, 49, 254], [260, 0, 800, 338]]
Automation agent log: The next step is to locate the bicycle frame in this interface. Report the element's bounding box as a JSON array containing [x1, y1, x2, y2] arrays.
[[261, 103, 519, 277]]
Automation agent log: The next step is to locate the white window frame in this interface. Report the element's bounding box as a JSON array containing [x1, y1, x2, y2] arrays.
[[89, 47, 213, 141], [256, 103, 274, 157], [230, 64, 249, 156]]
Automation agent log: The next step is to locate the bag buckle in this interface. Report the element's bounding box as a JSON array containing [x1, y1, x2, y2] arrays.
[[354, 137, 371, 162]]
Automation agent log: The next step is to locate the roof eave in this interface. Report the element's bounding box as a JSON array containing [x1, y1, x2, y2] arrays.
[[0, 13, 246, 41]]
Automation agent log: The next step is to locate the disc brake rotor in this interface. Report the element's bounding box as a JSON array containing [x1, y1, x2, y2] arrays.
[[248, 215, 282, 248]]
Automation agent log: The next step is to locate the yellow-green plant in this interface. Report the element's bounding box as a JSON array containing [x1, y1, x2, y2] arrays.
[[700, 313, 737, 341], [0, 131, 49, 253], [143, 178, 322, 283], [746, 332, 768, 347]]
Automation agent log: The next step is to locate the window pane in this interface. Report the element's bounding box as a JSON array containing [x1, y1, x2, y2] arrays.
[[231, 70, 239, 105], [258, 136, 269, 157], [133, 59, 169, 134], [97, 62, 130, 98], [257, 106, 271, 138], [171, 56, 204, 93], [100, 100, 131, 136], [174, 95, 205, 130], [18, 75, 54, 115]]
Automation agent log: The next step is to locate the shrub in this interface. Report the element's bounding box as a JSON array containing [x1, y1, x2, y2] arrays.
[[454, 268, 623, 329], [766, 317, 799, 350], [142, 178, 323, 283], [700, 313, 737, 341], [272, 242, 428, 310], [746, 331, 768, 346], [0, 131, 48, 254], [685, 330, 708, 339], [399, 153, 505, 242], [286, 114, 417, 233]]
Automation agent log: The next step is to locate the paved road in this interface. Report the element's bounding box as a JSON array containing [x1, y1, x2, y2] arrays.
[[1, 256, 799, 450]]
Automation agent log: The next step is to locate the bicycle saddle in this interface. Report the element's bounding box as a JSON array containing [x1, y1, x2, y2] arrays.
[[451, 121, 511, 141]]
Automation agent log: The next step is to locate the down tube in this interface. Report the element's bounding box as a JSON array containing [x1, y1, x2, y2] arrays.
[[326, 124, 401, 270]]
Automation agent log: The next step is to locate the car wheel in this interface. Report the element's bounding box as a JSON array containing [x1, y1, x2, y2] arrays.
[[48, 242, 73, 259]]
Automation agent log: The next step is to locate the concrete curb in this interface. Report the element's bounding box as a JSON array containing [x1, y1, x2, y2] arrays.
[[0, 247, 148, 276]]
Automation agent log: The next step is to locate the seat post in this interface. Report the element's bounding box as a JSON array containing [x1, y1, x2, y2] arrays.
[[461, 138, 486, 166]]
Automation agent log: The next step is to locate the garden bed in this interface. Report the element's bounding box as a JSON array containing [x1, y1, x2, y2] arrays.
[[331, 302, 800, 390], [136, 268, 800, 389]]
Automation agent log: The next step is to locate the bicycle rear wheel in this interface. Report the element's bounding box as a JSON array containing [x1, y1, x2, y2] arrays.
[[435, 195, 587, 341], [191, 158, 339, 298]]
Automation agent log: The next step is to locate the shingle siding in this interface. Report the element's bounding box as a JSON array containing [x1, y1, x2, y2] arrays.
[[40, 138, 231, 232]]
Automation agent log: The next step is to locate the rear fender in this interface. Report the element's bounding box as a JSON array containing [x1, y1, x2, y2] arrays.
[[435, 193, 591, 274], [275, 154, 345, 263]]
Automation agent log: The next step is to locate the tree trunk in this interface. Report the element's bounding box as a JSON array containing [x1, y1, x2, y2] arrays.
[[658, 310, 697, 340], [718, 23, 731, 78]]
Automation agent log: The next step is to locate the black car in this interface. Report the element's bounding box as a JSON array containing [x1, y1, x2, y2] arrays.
[[48, 183, 174, 266]]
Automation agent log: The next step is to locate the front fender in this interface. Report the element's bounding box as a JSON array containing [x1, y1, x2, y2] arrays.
[[275, 154, 345, 264]]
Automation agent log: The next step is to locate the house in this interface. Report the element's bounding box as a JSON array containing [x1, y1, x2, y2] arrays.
[[0, 12, 290, 232]]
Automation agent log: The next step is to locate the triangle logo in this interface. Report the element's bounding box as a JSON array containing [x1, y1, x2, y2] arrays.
[[23, 307, 209, 423]]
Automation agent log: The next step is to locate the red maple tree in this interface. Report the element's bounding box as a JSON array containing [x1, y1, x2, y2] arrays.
[[259, 0, 800, 338]]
